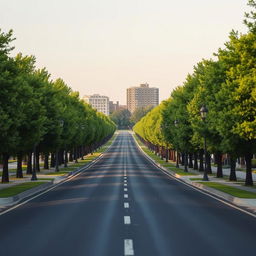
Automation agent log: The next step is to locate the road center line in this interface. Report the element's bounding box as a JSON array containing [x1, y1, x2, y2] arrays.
[[124, 216, 131, 224], [124, 239, 134, 255], [124, 202, 129, 208]]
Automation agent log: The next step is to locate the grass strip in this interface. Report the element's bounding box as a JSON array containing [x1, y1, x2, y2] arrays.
[[190, 178, 203, 181], [46, 171, 71, 176], [0, 182, 45, 197], [198, 182, 256, 198], [168, 168, 196, 176]]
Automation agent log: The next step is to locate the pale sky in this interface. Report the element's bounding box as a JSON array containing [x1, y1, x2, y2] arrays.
[[1, 0, 250, 104]]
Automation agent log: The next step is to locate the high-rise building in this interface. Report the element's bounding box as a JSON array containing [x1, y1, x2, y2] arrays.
[[83, 94, 109, 116], [127, 83, 159, 113]]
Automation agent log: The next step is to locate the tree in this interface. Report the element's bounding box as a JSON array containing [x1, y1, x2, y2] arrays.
[[216, 31, 256, 185], [130, 105, 154, 125], [187, 60, 228, 178], [0, 30, 23, 182], [13, 54, 48, 178], [110, 109, 131, 129], [244, 0, 256, 33]]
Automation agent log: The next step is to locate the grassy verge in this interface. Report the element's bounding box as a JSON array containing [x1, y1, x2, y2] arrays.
[[198, 182, 256, 198], [133, 134, 196, 176], [190, 178, 204, 181], [0, 182, 46, 198]]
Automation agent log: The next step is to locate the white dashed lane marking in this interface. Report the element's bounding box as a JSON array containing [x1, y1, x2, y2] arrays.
[[124, 194, 128, 198], [124, 202, 129, 208], [124, 216, 131, 224], [124, 188, 128, 192], [124, 239, 134, 255]]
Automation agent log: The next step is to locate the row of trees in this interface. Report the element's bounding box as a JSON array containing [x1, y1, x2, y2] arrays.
[[110, 105, 153, 129], [0, 29, 116, 183], [134, 1, 256, 185]]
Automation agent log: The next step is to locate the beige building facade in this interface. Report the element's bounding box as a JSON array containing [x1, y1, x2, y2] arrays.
[[83, 94, 110, 116], [127, 83, 159, 113]]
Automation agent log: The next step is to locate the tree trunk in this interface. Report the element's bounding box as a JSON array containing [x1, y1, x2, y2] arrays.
[[55, 150, 59, 172], [2, 153, 9, 183], [199, 149, 204, 172], [26, 152, 32, 174], [74, 147, 78, 163], [172, 150, 176, 161], [160, 146, 164, 160], [188, 153, 193, 168], [245, 153, 253, 186], [193, 152, 198, 170], [69, 150, 73, 162], [176, 151, 179, 168], [36, 150, 40, 172], [229, 155, 237, 181], [181, 153, 185, 166], [81, 146, 84, 160], [16, 152, 23, 178], [215, 152, 223, 178], [50, 152, 55, 167], [60, 150, 64, 165], [44, 153, 49, 169], [165, 148, 168, 162], [184, 153, 188, 172]]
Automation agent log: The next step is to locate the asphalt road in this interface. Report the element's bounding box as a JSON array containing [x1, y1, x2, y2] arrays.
[[0, 131, 255, 256]]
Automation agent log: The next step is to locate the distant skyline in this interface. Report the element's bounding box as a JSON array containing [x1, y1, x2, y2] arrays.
[[1, 0, 250, 104]]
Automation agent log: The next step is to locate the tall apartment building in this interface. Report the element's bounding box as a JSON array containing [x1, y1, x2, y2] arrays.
[[127, 83, 159, 113], [83, 94, 109, 116]]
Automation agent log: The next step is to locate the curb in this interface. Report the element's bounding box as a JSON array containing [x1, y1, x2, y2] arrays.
[[0, 182, 53, 206], [0, 134, 117, 208], [132, 133, 256, 214]]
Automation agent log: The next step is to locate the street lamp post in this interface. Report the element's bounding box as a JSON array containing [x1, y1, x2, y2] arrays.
[[31, 144, 37, 181], [200, 105, 209, 181]]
